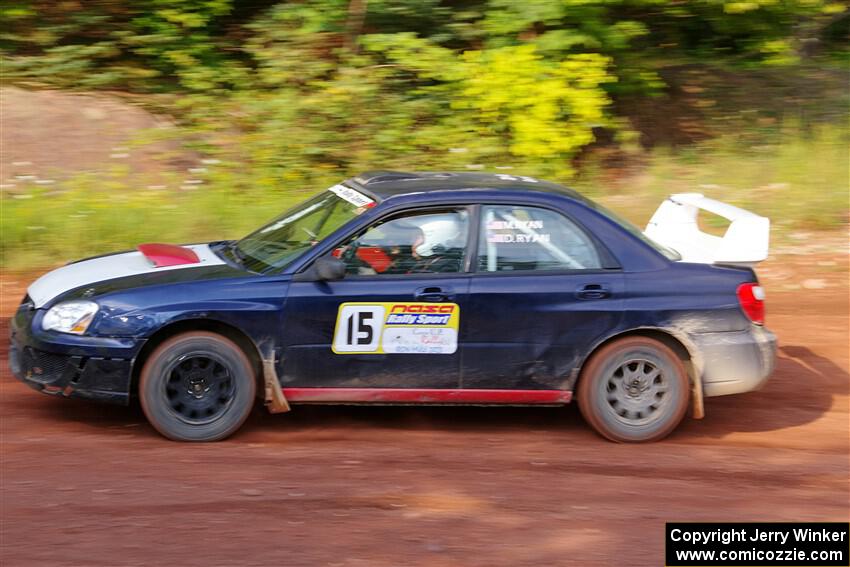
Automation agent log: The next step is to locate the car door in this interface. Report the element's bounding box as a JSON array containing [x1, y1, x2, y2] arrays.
[[279, 207, 472, 390], [461, 203, 624, 391]]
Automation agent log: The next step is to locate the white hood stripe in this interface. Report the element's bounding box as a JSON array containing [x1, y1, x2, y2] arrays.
[[27, 244, 225, 308]]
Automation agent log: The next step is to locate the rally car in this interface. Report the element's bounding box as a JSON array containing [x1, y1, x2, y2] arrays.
[[9, 171, 777, 442]]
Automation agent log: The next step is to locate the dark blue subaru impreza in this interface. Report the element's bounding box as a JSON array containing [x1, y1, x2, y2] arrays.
[[10, 172, 776, 442]]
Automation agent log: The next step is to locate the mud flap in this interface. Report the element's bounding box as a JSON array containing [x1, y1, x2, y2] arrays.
[[262, 359, 290, 413], [668, 329, 705, 420], [691, 368, 705, 420]]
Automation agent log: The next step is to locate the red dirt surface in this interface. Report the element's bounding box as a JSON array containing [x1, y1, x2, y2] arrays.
[[1, 253, 848, 566]]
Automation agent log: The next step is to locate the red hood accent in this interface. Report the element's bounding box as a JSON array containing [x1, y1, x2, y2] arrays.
[[137, 243, 201, 267]]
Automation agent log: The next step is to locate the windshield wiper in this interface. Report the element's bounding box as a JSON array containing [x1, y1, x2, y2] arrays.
[[222, 241, 249, 266]]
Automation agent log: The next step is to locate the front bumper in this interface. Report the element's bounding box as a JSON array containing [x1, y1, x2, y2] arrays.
[[693, 325, 777, 397], [9, 301, 139, 405]]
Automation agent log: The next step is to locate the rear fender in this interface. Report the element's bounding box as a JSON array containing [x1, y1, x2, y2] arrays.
[[576, 326, 706, 419]]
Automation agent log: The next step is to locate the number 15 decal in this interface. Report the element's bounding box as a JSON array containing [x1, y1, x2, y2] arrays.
[[332, 305, 385, 353]]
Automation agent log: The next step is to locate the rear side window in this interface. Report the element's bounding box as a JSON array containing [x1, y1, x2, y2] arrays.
[[478, 205, 601, 272]]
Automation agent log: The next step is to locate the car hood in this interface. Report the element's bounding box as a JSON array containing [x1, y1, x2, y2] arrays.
[[28, 243, 230, 308]]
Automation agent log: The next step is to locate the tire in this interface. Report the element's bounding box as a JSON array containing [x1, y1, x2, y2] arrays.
[[140, 331, 256, 442], [577, 336, 689, 443]]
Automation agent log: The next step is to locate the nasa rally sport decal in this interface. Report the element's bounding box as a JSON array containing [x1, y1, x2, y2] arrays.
[[332, 302, 460, 355]]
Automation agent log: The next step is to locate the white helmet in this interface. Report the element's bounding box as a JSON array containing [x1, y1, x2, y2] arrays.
[[412, 214, 462, 257]]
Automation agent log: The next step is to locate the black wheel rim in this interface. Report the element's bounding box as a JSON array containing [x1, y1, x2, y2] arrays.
[[162, 352, 236, 425], [603, 357, 670, 426]]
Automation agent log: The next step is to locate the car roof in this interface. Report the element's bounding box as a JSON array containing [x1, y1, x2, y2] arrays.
[[347, 171, 585, 202]]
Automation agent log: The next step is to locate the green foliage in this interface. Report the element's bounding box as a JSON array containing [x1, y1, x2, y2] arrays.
[[2, 0, 846, 148], [1, 1, 847, 268], [2, 124, 845, 269], [0, 0, 240, 91], [456, 47, 613, 171], [3, 0, 845, 93]]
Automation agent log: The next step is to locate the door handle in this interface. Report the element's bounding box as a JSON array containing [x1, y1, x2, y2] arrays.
[[414, 286, 452, 302], [576, 284, 611, 300]]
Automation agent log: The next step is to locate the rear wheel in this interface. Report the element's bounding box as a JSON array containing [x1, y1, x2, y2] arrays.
[[577, 336, 689, 442], [140, 331, 256, 442]]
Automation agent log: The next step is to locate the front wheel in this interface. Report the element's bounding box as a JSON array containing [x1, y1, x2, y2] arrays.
[[140, 331, 256, 442], [577, 337, 689, 442]]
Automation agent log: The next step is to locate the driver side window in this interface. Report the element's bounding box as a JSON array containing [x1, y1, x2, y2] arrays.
[[335, 210, 469, 275]]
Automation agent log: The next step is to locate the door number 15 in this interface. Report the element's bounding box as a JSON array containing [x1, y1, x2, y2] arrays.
[[333, 305, 385, 353]]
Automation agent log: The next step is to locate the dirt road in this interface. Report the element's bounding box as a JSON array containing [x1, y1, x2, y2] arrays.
[[2, 253, 848, 566]]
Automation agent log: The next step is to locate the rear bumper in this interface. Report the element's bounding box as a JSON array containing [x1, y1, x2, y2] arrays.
[[693, 325, 777, 397]]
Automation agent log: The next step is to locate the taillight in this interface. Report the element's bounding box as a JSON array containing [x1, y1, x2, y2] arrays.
[[737, 282, 765, 325]]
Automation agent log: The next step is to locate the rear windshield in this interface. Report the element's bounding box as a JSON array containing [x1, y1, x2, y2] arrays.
[[585, 200, 681, 261]]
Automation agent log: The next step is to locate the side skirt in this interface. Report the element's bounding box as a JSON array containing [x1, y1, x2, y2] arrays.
[[282, 388, 572, 405]]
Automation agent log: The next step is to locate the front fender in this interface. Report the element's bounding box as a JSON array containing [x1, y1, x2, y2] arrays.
[[94, 300, 281, 339]]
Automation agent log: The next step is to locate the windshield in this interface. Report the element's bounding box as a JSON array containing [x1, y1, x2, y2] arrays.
[[234, 184, 376, 272], [586, 200, 682, 261]]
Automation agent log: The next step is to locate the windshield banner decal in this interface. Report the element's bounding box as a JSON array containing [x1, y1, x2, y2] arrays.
[[329, 184, 375, 208]]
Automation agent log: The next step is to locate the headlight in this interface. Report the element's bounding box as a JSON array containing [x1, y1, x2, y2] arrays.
[[42, 300, 99, 335]]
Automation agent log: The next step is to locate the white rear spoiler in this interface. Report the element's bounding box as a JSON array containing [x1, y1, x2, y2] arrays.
[[644, 193, 770, 267]]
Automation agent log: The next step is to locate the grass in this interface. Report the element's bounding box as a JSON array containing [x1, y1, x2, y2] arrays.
[[0, 167, 318, 269], [1, 125, 847, 269], [579, 124, 849, 231]]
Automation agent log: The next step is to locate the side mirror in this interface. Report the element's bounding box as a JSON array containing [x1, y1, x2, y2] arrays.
[[315, 256, 346, 281]]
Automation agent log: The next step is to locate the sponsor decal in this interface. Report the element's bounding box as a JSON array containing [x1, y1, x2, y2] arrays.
[[487, 232, 550, 243], [329, 184, 375, 208], [487, 220, 544, 230], [332, 302, 460, 355], [494, 174, 539, 183], [486, 219, 550, 243]]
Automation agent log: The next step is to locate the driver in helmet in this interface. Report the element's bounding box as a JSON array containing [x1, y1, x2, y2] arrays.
[[341, 213, 465, 274], [400, 213, 465, 273]]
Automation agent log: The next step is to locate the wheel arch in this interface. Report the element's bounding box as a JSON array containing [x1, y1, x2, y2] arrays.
[[574, 327, 705, 419], [131, 318, 264, 400]]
